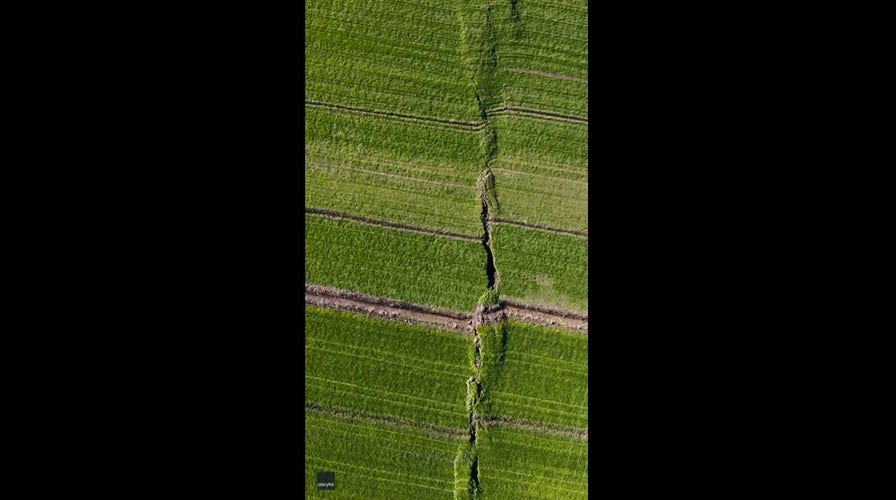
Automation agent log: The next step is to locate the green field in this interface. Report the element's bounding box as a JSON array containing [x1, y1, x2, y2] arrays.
[[305, 216, 488, 312], [478, 425, 588, 500], [306, 411, 466, 499], [305, 0, 588, 497], [487, 321, 588, 429], [493, 223, 588, 312], [306, 307, 472, 429]]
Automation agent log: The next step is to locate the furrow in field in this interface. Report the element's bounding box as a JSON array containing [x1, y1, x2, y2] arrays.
[[488, 106, 588, 125], [482, 416, 588, 441], [306, 401, 469, 441], [510, 67, 588, 83], [305, 207, 481, 242], [493, 218, 588, 239], [305, 100, 486, 130]]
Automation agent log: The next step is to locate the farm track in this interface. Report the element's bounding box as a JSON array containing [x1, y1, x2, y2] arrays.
[[510, 67, 588, 83], [305, 207, 480, 242], [488, 106, 588, 125], [305, 99, 586, 130], [494, 217, 588, 240], [483, 416, 588, 441], [305, 402, 469, 440], [306, 285, 587, 334], [305, 100, 487, 131]]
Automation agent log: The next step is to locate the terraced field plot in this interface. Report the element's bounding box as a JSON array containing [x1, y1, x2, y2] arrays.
[[305, 0, 588, 497]]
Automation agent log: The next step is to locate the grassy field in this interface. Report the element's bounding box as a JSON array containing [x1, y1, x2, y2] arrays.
[[487, 321, 588, 429], [305, 215, 487, 312], [477, 425, 588, 500], [306, 306, 472, 429], [306, 411, 465, 499], [493, 223, 588, 312], [305, 0, 588, 497]]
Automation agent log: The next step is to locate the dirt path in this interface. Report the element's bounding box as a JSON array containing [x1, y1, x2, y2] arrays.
[[305, 284, 475, 334], [503, 299, 588, 333], [306, 285, 588, 334]]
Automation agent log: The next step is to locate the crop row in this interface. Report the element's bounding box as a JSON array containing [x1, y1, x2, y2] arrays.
[[306, 107, 485, 170], [477, 425, 588, 499], [305, 306, 472, 429], [493, 224, 589, 313], [500, 70, 588, 118], [305, 411, 461, 499], [306, 153, 483, 237], [305, 216, 487, 312], [491, 165, 587, 233], [491, 115, 588, 169]]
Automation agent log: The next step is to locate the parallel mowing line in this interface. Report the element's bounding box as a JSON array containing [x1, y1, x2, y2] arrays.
[[510, 67, 588, 83], [305, 207, 480, 242], [306, 426, 456, 463], [305, 403, 468, 440], [486, 467, 587, 487], [305, 421, 461, 448], [306, 337, 468, 373], [305, 386, 462, 418], [306, 457, 453, 491], [494, 217, 588, 239], [481, 475, 585, 494], [305, 344, 466, 378], [497, 392, 587, 411], [305, 100, 487, 131], [305, 376, 461, 412], [504, 357, 587, 377], [488, 106, 588, 125]]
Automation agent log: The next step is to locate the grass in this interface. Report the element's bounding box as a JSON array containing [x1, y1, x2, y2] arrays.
[[477, 425, 588, 500], [493, 224, 588, 313], [305, 148, 483, 237], [305, 306, 472, 429], [305, 410, 464, 499], [488, 321, 588, 429], [305, 215, 488, 312]]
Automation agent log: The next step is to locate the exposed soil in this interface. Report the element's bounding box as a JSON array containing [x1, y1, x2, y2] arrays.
[[511, 67, 588, 83], [305, 402, 468, 440], [306, 100, 487, 131], [306, 207, 480, 242], [502, 299, 588, 333], [305, 284, 475, 333]]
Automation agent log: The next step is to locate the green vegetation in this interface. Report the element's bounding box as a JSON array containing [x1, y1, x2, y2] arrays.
[[305, 150, 483, 237], [493, 224, 588, 312], [478, 425, 588, 500], [305, 410, 464, 499], [305, 216, 487, 312], [489, 321, 588, 429], [305, 0, 480, 121], [306, 107, 484, 170], [306, 307, 472, 429]]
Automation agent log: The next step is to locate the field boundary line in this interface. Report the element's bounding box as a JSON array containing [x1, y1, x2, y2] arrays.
[[488, 106, 588, 125], [510, 67, 588, 83], [306, 402, 469, 440], [306, 207, 481, 242], [494, 217, 588, 239], [483, 416, 588, 441], [306, 100, 487, 131]]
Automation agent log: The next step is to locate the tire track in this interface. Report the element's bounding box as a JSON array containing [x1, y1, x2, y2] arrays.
[[488, 106, 588, 125], [511, 67, 588, 83], [305, 207, 480, 242], [483, 416, 588, 441], [493, 217, 588, 239], [306, 100, 487, 131]]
